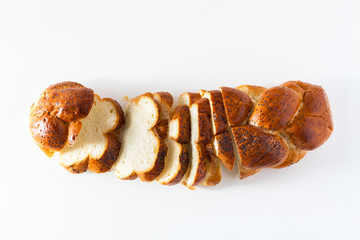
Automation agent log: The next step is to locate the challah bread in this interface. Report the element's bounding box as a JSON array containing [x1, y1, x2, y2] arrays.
[[156, 102, 190, 185], [29, 82, 124, 173], [113, 93, 168, 181], [58, 95, 124, 173], [30, 80, 333, 188]]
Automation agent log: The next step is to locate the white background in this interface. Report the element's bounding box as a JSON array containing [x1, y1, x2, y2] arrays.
[[0, 1, 359, 239]]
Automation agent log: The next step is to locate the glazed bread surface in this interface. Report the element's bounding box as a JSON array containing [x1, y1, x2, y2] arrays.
[[29, 82, 94, 156]]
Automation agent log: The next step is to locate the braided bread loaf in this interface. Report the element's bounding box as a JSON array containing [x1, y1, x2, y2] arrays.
[[29, 80, 333, 187], [234, 81, 333, 172]]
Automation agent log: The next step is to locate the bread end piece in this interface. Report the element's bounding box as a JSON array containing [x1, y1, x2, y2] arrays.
[[30, 81, 94, 153], [282, 81, 333, 151]]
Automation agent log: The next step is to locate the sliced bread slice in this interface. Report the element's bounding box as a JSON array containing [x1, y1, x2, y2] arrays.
[[235, 85, 268, 176], [58, 94, 124, 173], [189, 98, 212, 144], [182, 143, 208, 188], [155, 93, 190, 185], [113, 94, 167, 181], [220, 86, 263, 179], [180, 95, 211, 188], [156, 138, 189, 185], [199, 90, 228, 135], [200, 89, 235, 170]]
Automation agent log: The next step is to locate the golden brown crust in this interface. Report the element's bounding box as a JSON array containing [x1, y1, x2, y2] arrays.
[[30, 114, 69, 151], [232, 125, 288, 169], [286, 114, 333, 150], [87, 133, 122, 173], [137, 139, 168, 182], [191, 143, 208, 186], [213, 131, 235, 170], [250, 86, 302, 131], [200, 90, 228, 135], [67, 121, 82, 146], [231, 85, 266, 178], [194, 98, 212, 144], [170, 105, 191, 143], [166, 144, 190, 185], [30, 81, 94, 152], [283, 81, 333, 150], [220, 87, 253, 127]]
